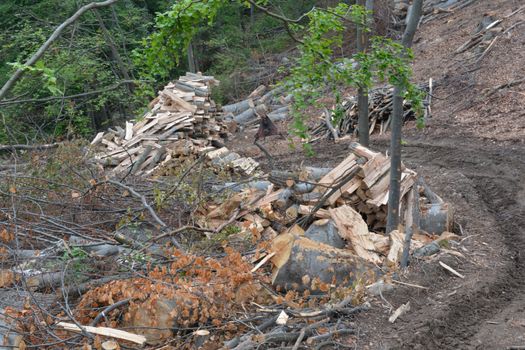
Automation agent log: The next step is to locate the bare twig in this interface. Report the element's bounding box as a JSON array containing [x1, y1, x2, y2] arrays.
[[106, 180, 167, 228]]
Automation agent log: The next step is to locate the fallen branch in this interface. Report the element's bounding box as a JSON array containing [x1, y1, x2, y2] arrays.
[[439, 261, 465, 278], [57, 322, 146, 345], [107, 180, 167, 228], [0, 143, 62, 152], [323, 108, 339, 141]]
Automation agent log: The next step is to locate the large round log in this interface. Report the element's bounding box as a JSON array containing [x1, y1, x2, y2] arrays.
[[270, 232, 378, 293], [222, 98, 255, 114], [419, 202, 453, 234], [304, 219, 346, 249], [268, 112, 288, 122], [233, 108, 256, 124]]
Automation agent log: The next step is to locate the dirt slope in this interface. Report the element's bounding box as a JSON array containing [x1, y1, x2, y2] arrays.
[[229, 0, 525, 348]]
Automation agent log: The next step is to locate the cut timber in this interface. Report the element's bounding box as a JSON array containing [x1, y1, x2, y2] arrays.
[[298, 205, 331, 219], [125, 121, 133, 140], [386, 230, 405, 265], [361, 156, 390, 189], [162, 90, 198, 113], [329, 205, 382, 264], [348, 142, 380, 160], [389, 302, 410, 323], [248, 85, 267, 99], [91, 132, 104, 145], [420, 202, 453, 234], [233, 108, 256, 124], [314, 154, 357, 193], [270, 231, 378, 293], [222, 98, 255, 115]]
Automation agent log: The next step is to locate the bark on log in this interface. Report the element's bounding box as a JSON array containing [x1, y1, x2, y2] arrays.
[[267, 112, 288, 122], [222, 99, 255, 115], [419, 202, 453, 234], [248, 85, 267, 99], [259, 86, 285, 105], [304, 219, 345, 249], [270, 232, 378, 293], [234, 108, 256, 124]]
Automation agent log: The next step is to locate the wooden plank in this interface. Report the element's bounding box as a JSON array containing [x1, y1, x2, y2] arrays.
[[329, 205, 382, 264]]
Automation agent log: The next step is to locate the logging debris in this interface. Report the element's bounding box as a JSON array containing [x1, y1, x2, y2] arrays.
[[309, 83, 431, 142], [199, 142, 454, 293]]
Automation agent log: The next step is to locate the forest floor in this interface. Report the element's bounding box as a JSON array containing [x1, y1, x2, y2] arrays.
[[227, 0, 525, 348]]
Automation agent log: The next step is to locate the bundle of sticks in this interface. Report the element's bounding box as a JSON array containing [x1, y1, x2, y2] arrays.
[[309, 83, 430, 142], [90, 73, 259, 176]]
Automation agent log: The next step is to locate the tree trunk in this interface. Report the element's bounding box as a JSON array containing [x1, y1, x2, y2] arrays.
[[0, 0, 120, 101], [187, 41, 196, 73], [356, 0, 369, 146], [386, 86, 403, 233], [93, 8, 133, 93], [386, 0, 423, 234]]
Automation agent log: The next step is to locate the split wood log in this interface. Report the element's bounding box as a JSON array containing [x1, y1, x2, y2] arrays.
[[270, 231, 378, 293], [329, 205, 382, 264], [259, 86, 285, 105]]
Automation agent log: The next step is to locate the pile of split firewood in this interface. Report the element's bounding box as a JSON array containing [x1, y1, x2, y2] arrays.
[[203, 142, 454, 292], [90, 73, 260, 176], [309, 83, 431, 141]]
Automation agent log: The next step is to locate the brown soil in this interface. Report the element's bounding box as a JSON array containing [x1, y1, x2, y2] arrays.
[[228, 0, 525, 348]]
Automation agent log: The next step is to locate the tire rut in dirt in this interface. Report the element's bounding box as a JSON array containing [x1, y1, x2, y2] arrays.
[[395, 141, 525, 349]]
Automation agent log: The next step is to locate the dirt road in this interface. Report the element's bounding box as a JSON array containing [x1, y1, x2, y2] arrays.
[[230, 0, 525, 348]]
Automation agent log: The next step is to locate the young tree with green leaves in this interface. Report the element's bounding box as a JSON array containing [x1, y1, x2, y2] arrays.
[[386, 0, 424, 234]]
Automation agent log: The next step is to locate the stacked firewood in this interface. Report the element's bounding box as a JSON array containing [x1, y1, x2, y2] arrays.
[[309, 83, 430, 141], [90, 73, 259, 176], [267, 142, 420, 231], [222, 85, 293, 125], [203, 142, 453, 292]]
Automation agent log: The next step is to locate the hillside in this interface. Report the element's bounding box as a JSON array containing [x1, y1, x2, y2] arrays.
[[0, 0, 524, 349]]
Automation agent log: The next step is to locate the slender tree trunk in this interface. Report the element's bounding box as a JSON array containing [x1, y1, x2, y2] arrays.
[[386, 0, 423, 234], [356, 0, 369, 146], [250, 4, 255, 25], [0, 0, 119, 101], [187, 41, 196, 73], [93, 8, 133, 93]]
